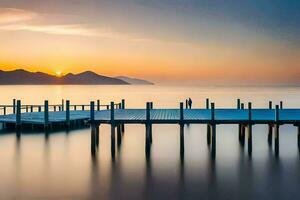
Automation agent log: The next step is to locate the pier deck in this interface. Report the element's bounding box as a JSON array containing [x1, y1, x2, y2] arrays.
[[1, 109, 300, 125]]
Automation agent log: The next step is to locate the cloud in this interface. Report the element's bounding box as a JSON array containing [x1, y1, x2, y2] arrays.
[[0, 8, 37, 24]]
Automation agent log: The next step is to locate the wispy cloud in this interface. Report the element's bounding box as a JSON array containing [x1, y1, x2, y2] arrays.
[[0, 8, 37, 24], [0, 7, 149, 41]]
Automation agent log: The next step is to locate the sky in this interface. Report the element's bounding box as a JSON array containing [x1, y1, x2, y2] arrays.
[[0, 0, 299, 85]]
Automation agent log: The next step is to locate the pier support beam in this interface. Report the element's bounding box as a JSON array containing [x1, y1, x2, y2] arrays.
[[117, 124, 122, 147], [13, 99, 16, 114], [121, 99, 125, 133], [248, 102, 252, 156], [110, 102, 116, 159], [44, 100, 49, 130], [274, 105, 280, 157], [268, 101, 273, 146], [206, 98, 211, 145], [210, 102, 216, 159], [16, 100, 21, 130], [145, 102, 151, 156], [66, 100, 70, 128], [297, 126, 300, 153], [179, 102, 184, 158], [91, 124, 97, 155]]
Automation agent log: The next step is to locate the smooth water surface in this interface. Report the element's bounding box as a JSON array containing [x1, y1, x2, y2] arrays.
[[0, 85, 300, 200]]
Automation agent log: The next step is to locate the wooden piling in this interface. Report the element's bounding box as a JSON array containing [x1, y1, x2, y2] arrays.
[[66, 100, 70, 128], [13, 99, 16, 114], [297, 126, 300, 153], [91, 124, 96, 155], [38, 106, 41, 112], [237, 99, 241, 142], [16, 100, 21, 129], [280, 101, 283, 109], [180, 102, 184, 156], [206, 98, 211, 145], [117, 124, 122, 147], [237, 99, 241, 109], [248, 102, 252, 156], [121, 99, 125, 132], [275, 105, 280, 157], [145, 102, 151, 154], [44, 100, 49, 130], [61, 99, 64, 111], [268, 101, 273, 146], [211, 102, 216, 159], [97, 100, 100, 111], [110, 102, 116, 158]]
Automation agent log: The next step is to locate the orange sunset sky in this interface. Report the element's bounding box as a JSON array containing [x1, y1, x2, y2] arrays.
[[0, 0, 299, 85]]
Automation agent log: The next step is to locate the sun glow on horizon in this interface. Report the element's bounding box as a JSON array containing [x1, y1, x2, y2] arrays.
[[55, 71, 62, 77]]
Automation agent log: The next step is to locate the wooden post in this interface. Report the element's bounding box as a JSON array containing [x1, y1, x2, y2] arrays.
[[82, 105, 84, 111], [74, 105, 77, 111], [121, 99, 125, 109], [26, 106, 28, 113], [297, 126, 300, 153], [248, 102, 252, 156], [117, 124, 122, 147], [237, 99, 241, 109], [185, 99, 188, 109], [121, 99, 125, 132], [44, 100, 49, 130], [3, 107, 6, 115], [180, 102, 184, 157], [275, 105, 280, 157], [206, 98, 211, 145], [90, 101, 95, 121], [13, 99, 16, 114], [16, 100, 21, 129], [268, 101, 273, 146], [97, 100, 100, 111], [38, 106, 41, 112], [237, 99, 241, 142], [66, 100, 70, 128], [91, 124, 96, 155], [90, 101, 97, 152], [110, 102, 115, 158], [240, 103, 245, 146], [280, 101, 283, 109], [61, 99, 64, 111], [211, 102, 216, 159], [145, 102, 151, 155]]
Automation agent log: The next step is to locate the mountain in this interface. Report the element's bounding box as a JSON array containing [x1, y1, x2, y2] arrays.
[[115, 76, 154, 85], [0, 69, 129, 85]]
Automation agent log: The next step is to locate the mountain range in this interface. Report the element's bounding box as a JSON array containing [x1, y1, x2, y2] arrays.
[[0, 69, 153, 85]]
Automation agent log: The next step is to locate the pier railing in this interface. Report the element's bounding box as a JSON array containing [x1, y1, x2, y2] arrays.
[[0, 99, 123, 115]]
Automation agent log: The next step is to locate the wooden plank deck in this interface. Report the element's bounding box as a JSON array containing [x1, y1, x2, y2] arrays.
[[1, 108, 300, 125]]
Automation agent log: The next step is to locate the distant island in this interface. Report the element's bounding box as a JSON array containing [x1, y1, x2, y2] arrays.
[[0, 69, 153, 85]]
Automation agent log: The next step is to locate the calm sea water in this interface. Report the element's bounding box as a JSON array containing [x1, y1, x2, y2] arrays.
[[0, 85, 300, 200]]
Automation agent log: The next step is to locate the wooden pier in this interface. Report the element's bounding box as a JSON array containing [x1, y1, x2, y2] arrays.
[[1, 99, 300, 158]]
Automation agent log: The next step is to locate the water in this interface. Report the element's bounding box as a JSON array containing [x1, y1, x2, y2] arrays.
[[0, 85, 300, 200]]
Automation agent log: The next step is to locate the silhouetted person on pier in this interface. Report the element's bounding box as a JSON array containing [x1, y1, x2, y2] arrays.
[[188, 98, 192, 109]]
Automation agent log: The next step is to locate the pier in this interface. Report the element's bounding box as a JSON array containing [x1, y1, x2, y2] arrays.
[[1, 99, 300, 158]]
